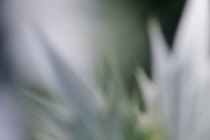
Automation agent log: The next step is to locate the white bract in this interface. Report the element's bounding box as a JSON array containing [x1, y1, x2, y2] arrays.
[[138, 0, 210, 140]]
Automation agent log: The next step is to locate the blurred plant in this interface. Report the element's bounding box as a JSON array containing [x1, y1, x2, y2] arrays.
[[17, 28, 147, 140], [1, 0, 209, 140], [138, 0, 210, 140]]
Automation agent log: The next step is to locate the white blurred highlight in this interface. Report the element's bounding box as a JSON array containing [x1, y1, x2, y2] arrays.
[[143, 0, 210, 140]]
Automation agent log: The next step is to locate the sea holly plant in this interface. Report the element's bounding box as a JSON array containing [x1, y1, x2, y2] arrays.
[[138, 0, 210, 140]]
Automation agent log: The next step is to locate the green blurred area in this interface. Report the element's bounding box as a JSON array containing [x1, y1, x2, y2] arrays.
[[95, 0, 186, 111]]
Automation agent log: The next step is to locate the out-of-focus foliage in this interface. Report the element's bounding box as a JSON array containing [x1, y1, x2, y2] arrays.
[[95, 0, 186, 106], [138, 0, 210, 140], [18, 30, 147, 140], [3, 0, 208, 140]]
